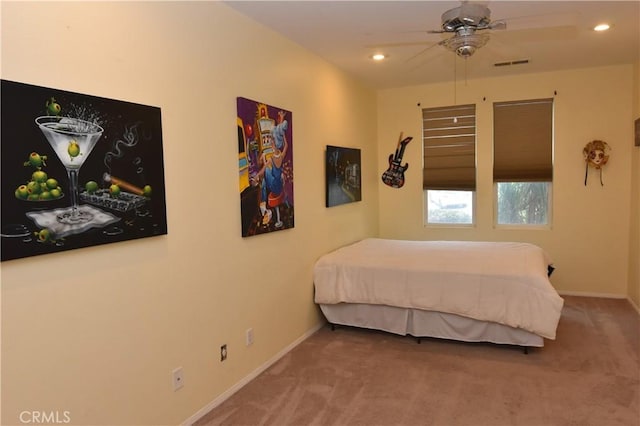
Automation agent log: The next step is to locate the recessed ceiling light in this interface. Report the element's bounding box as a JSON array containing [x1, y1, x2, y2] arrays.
[[372, 54, 386, 61], [594, 23, 610, 31]]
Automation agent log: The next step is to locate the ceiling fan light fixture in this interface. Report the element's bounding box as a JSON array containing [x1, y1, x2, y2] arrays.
[[441, 31, 489, 58], [457, 45, 477, 57]]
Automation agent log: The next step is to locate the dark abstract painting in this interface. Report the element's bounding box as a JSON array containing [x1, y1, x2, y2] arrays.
[[326, 145, 361, 207]]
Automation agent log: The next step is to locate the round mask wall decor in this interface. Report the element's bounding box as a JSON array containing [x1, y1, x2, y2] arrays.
[[583, 140, 610, 186]]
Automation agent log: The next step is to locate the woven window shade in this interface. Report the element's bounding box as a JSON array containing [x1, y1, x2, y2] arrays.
[[422, 104, 476, 190], [493, 99, 553, 182]]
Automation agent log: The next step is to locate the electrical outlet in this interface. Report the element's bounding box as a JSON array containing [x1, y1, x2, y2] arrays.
[[246, 328, 254, 346], [220, 344, 227, 362], [172, 367, 184, 391]]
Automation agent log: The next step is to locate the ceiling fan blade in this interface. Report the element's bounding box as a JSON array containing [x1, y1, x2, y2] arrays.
[[479, 36, 523, 62], [404, 42, 442, 63], [488, 20, 507, 30], [492, 25, 578, 43], [493, 11, 577, 32], [406, 47, 458, 80], [365, 40, 432, 49]]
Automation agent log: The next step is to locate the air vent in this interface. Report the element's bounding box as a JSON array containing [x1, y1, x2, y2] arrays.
[[494, 59, 530, 67]]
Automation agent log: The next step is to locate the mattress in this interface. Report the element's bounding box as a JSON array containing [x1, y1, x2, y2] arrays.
[[314, 238, 564, 339]]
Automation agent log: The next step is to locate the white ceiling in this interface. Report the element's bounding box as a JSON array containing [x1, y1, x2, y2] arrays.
[[225, 1, 640, 89]]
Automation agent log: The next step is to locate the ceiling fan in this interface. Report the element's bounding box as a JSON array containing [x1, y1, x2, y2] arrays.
[[428, 1, 507, 58], [366, 0, 577, 77]]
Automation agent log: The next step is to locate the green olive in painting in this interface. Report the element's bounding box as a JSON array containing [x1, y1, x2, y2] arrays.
[[15, 185, 28, 199], [109, 184, 121, 198], [37, 228, 52, 242], [67, 140, 80, 158], [26, 181, 41, 195], [32, 170, 48, 183], [85, 180, 98, 193], [49, 188, 62, 199], [46, 178, 59, 189], [24, 152, 47, 169]]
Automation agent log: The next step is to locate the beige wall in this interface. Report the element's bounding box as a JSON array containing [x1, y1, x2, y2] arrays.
[[377, 65, 635, 296], [629, 60, 640, 308], [0, 2, 378, 425]]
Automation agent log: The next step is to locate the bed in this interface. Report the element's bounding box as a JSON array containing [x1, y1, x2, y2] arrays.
[[313, 238, 564, 349]]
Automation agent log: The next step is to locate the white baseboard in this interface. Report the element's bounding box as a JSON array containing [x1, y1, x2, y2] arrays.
[[627, 297, 640, 315], [558, 290, 627, 299], [182, 322, 325, 426], [558, 291, 640, 315]]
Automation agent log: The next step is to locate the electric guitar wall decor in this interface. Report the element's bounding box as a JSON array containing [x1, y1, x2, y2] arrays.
[[381, 132, 412, 188]]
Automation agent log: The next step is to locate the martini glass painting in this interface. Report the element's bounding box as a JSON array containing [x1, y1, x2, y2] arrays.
[[36, 116, 104, 224]]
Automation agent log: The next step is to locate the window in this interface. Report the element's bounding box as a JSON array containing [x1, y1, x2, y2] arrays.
[[422, 104, 476, 225], [493, 98, 553, 226], [496, 182, 550, 225], [425, 190, 474, 224]]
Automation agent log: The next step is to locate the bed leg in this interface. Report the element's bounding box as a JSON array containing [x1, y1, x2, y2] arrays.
[[416, 337, 422, 344], [523, 346, 529, 355], [330, 323, 336, 331]]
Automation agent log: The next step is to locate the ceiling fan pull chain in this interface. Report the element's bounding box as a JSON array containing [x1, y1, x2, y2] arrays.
[[465, 58, 468, 86], [453, 55, 457, 105]]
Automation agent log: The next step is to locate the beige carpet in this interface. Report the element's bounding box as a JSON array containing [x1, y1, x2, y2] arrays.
[[195, 296, 640, 426]]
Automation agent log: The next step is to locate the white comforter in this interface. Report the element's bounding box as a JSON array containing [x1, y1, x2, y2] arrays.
[[314, 239, 564, 339]]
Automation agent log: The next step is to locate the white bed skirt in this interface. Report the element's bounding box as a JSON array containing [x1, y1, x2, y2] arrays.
[[319, 303, 544, 347]]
